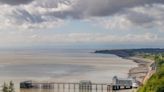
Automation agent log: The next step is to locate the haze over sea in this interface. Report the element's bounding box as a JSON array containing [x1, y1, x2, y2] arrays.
[[0, 48, 137, 92]]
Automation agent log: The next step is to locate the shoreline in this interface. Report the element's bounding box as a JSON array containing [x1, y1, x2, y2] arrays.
[[126, 57, 151, 83], [94, 49, 158, 84], [95, 52, 153, 84], [96, 52, 154, 85], [117, 56, 155, 85]]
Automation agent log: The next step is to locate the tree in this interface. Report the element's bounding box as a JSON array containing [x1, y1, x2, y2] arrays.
[[2, 81, 15, 92], [2, 82, 9, 92], [9, 81, 14, 92], [156, 85, 164, 92]]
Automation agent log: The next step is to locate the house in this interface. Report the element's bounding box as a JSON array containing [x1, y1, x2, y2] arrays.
[[112, 76, 139, 90]]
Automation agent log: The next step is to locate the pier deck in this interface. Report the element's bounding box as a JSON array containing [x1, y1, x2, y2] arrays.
[[20, 81, 113, 92]]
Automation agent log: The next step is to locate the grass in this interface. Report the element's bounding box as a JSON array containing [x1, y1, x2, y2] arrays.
[[135, 53, 157, 61], [138, 54, 164, 92]]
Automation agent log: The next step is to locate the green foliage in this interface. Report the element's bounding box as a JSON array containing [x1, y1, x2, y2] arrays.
[[157, 65, 164, 79], [9, 81, 15, 92], [155, 85, 164, 92], [2, 81, 15, 92], [138, 55, 164, 92], [3, 82, 9, 92], [142, 53, 156, 60]]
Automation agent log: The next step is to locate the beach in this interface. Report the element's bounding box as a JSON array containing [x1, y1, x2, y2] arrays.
[[128, 57, 154, 84]]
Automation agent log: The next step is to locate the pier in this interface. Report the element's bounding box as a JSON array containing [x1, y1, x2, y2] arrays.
[[20, 77, 138, 92], [20, 81, 113, 92]]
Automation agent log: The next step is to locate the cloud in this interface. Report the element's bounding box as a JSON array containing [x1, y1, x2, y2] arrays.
[[68, 0, 164, 18], [0, 0, 34, 5], [126, 4, 164, 29], [0, 0, 72, 30], [0, 0, 164, 30], [96, 4, 164, 30], [0, 4, 65, 30], [45, 0, 164, 19]]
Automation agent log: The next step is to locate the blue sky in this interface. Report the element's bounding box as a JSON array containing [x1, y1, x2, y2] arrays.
[[0, 0, 164, 49]]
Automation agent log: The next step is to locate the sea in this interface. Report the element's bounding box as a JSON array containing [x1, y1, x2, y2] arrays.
[[0, 49, 137, 92]]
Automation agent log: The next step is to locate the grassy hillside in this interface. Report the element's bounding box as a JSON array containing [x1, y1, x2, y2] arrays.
[[138, 54, 164, 92]]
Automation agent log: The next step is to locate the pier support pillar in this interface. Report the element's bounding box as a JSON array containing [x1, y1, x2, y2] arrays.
[[101, 85, 103, 91]]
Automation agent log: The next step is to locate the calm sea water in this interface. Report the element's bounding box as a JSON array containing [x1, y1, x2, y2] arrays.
[[0, 49, 137, 92]]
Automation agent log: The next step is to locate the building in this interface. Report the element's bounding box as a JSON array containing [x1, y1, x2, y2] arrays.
[[20, 81, 33, 88], [112, 76, 138, 90]]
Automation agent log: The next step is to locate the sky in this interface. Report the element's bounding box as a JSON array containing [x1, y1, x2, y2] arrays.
[[0, 0, 164, 49]]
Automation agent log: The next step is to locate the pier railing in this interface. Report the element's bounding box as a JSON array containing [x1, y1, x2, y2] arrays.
[[20, 81, 113, 92]]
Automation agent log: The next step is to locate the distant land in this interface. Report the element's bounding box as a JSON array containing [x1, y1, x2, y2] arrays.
[[95, 48, 164, 58]]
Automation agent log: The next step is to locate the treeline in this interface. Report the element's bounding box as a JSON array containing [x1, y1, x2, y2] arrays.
[[138, 54, 164, 92], [95, 48, 164, 58]]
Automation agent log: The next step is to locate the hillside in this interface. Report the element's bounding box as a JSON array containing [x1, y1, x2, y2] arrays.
[[138, 55, 164, 92]]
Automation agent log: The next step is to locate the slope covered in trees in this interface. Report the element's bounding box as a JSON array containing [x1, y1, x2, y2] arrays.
[[138, 54, 164, 92]]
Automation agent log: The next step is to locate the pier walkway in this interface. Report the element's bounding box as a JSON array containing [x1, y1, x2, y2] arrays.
[[20, 81, 112, 92], [20, 77, 138, 92]]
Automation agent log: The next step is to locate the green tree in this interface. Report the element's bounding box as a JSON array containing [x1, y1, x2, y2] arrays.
[[155, 85, 164, 92], [2, 81, 15, 92], [138, 55, 164, 92], [2, 82, 9, 92], [9, 81, 14, 92]]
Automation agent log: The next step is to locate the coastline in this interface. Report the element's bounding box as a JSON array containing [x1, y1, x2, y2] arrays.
[[95, 50, 154, 84], [112, 55, 154, 85], [126, 57, 153, 84]]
